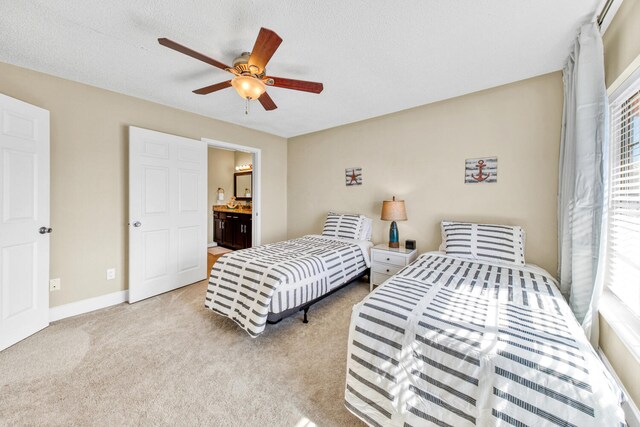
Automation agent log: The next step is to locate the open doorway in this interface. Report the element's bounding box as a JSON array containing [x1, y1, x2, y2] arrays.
[[203, 138, 261, 276]]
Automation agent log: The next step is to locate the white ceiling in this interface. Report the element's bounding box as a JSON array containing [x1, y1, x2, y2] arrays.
[[0, 0, 598, 138]]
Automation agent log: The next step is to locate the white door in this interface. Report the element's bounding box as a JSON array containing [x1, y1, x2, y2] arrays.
[[129, 127, 207, 303], [0, 94, 50, 351]]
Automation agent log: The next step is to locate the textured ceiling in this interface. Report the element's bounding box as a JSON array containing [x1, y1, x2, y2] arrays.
[[0, 0, 598, 137]]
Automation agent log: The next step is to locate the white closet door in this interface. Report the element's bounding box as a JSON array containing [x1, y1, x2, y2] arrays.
[[0, 93, 50, 351], [128, 127, 207, 303]]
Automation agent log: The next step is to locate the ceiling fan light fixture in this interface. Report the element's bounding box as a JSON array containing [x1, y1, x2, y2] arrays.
[[231, 75, 266, 100]]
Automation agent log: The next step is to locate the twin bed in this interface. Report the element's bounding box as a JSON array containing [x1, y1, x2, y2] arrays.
[[204, 216, 627, 426], [205, 234, 371, 336], [344, 252, 625, 426], [205, 213, 373, 336]]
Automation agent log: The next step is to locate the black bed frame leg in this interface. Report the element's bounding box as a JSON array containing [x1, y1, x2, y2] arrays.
[[303, 307, 309, 324]]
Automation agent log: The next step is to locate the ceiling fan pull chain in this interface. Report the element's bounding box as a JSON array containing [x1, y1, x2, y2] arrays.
[[245, 97, 250, 115]]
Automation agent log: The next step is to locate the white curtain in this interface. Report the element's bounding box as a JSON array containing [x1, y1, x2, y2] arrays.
[[558, 22, 608, 345]]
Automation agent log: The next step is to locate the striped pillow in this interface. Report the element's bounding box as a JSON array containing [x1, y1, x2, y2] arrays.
[[441, 221, 526, 265], [322, 212, 364, 240]]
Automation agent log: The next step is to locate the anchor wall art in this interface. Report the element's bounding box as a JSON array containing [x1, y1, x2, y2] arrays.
[[465, 157, 497, 184]]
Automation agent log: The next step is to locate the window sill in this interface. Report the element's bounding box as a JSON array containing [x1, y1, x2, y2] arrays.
[[599, 289, 640, 363]]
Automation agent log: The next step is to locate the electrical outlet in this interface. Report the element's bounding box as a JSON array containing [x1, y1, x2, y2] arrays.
[[49, 278, 61, 291], [106, 268, 116, 280]]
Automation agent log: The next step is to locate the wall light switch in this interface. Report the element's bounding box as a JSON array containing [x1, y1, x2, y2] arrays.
[[49, 278, 61, 291], [106, 268, 116, 281]]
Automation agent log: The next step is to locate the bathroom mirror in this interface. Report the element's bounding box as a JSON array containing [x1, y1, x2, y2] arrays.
[[234, 171, 252, 200]]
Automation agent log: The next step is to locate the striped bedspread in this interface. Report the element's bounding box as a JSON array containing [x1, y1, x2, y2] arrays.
[[205, 235, 370, 337], [345, 252, 626, 426]]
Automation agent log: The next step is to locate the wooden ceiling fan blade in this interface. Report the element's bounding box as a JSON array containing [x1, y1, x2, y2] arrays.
[[267, 77, 323, 94], [248, 28, 283, 73], [258, 92, 277, 111], [158, 38, 231, 71], [193, 80, 232, 95]]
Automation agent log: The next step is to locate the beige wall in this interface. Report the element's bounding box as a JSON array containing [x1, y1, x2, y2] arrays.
[[207, 148, 235, 244], [600, 0, 640, 408], [603, 0, 640, 88], [288, 72, 563, 275], [0, 61, 287, 307], [234, 151, 253, 168]]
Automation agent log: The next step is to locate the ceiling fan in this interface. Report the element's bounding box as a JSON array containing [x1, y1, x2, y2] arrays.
[[158, 28, 323, 113]]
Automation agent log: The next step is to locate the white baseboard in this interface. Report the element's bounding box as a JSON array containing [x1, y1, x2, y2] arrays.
[[49, 290, 129, 322], [599, 349, 640, 427], [208, 242, 218, 248]]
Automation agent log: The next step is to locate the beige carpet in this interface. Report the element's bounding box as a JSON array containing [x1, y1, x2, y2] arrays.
[[0, 279, 369, 427]]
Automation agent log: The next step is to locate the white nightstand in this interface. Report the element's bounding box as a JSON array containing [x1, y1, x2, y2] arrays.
[[370, 244, 418, 291]]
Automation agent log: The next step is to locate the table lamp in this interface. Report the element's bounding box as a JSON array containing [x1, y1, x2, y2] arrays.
[[381, 196, 407, 248]]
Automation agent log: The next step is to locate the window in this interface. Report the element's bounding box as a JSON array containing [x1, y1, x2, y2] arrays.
[[607, 73, 640, 316]]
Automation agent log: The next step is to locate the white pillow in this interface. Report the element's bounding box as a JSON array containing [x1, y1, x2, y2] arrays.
[[322, 212, 365, 240], [441, 220, 526, 265], [359, 217, 373, 241]]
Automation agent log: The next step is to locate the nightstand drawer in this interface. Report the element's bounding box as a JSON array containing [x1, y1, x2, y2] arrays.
[[372, 263, 403, 276], [372, 251, 406, 267], [369, 244, 417, 292], [371, 271, 393, 286]]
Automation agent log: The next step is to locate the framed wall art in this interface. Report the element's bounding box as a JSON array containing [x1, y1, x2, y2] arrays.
[[465, 157, 497, 184], [345, 167, 362, 186]]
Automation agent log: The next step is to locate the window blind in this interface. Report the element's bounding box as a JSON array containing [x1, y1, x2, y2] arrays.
[[607, 77, 640, 316]]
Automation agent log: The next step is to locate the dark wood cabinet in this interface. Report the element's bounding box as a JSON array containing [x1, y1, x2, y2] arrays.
[[234, 216, 252, 249], [214, 217, 223, 243], [232, 219, 244, 248], [222, 214, 235, 247], [241, 217, 252, 249], [213, 209, 252, 250]]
